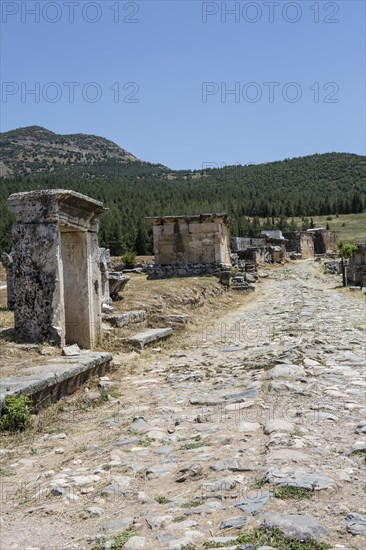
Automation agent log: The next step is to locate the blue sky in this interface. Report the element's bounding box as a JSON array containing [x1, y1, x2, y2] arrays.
[[1, 0, 365, 169]]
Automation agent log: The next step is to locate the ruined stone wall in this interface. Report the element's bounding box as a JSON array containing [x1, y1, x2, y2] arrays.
[[347, 244, 366, 287], [152, 219, 230, 266], [147, 262, 225, 280], [231, 237, 266, 252], [318, 231, 338, 255], [283, 232, 300, 253], [11, 223, 64, 344], [300, 233, 315, 259]]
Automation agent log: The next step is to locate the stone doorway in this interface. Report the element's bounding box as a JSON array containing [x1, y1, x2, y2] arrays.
[[7, 190, 106, 349]]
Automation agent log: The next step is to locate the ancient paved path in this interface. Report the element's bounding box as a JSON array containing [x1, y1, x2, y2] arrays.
[[1, 262, 365, 550]]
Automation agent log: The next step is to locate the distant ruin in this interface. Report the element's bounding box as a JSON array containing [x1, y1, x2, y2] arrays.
[[232, 230, 287, 264], [284, 229, 339, 258], [7, 190, 106, 348], [232, 228, 339, 266], [147, 214, 231, 279]]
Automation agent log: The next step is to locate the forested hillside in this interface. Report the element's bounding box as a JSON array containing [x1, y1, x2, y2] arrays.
[[0, 127, 365, 255]]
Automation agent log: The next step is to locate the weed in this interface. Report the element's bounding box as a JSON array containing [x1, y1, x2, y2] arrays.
[[172, 516, 186, 523], [182, 500, 202, 509], [155, 495, 170, 504], [235, 524, 332, 549], [91, 529, 135, 549], [98, 386, 109, 402], [351, 448, 366, 455], [137, 437, 155, 447], [253, 476, 267, 489], [0, 394, 33, 432], [203, 540, 237, 548], [110, 530, 135, 549], [181, 441, 210, 450], [272, 485, 313, 500]]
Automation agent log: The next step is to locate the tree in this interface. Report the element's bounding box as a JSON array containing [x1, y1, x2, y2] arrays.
[[337, 241, 359, 287]]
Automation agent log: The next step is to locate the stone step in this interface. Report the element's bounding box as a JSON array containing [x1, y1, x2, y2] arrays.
[[151, 314, 189, 326], [105, 310, 147, 328], [124, 327, 173, 349], [0, 352, 112, 411]]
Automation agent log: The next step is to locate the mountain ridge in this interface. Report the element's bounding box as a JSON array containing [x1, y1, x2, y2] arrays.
[[0, 125, 149, 177]]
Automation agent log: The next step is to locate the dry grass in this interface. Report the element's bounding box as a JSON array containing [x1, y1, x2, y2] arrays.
[[0, 263, 257, 375], [295, 212, 366, 243]]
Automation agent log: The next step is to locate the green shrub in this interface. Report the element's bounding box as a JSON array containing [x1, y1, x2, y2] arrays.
[[0, 394, 33, 432], [122, 251, 137, 269]]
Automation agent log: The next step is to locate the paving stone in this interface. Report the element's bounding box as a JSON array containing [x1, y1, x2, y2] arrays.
[[265, 468, 337, 490], [267, 364, 306, 379], [210, 459, 256, 472], [131, 417, 152, 433], [100, 516, 134, 533], [264, 420, 295, 435], [219, 516, 249, 529], [345, 513, 366, 536], [355, 422, 366, 434], [234, 492, 271, 513], [189, 393, 224, 405], [258, 512, 329, 540], [124, 536, 146, 549], [237, 421, 262, 432], [114, 437, 141, 447]]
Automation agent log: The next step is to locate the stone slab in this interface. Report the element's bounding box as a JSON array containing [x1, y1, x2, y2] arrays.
[[346, 513, 366, 536], [124, 328, 173, 349], [0, 352, 112, 411], [265, 468, 337, 490], [106, 310, 147, 328], [257, 512, 329, 540]]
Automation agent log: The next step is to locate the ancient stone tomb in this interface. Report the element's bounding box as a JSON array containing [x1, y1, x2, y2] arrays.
[[7, 190, 106, 348], [146, 214, 232, 279]]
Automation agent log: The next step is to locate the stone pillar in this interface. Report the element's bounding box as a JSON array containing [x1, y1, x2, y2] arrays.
[[7, 190, 106, 349], [99, 248, 112, 306]]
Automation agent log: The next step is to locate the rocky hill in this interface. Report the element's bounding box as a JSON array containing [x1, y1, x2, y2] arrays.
[[0, 126, 144, 177]]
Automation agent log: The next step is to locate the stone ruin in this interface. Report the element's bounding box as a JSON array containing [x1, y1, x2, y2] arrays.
[[231, 231, 287, 266], [146, 214, 232, 279], [284, 229, 339, 259], [99, 247, 130, 307], [347, 244, 366, 287], [7, 189, 106, 349]]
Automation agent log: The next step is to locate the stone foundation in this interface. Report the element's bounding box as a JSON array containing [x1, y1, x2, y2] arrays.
[[146, 214, 232, 279], [0, 352, 112, 411], [147, 262, 228, 280]]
